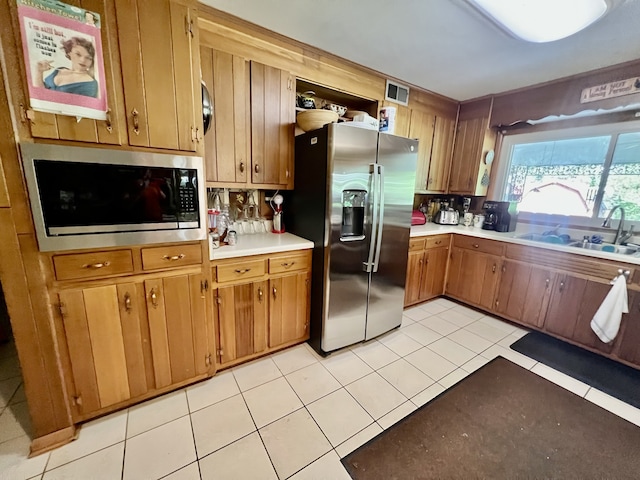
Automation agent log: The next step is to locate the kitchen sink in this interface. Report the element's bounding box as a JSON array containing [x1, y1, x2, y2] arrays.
[[514, 233, 572, 244], [567, 241, 639, 255]]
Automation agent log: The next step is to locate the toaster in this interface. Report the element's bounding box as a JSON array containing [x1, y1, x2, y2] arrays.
[[434, 209, 459, 225]]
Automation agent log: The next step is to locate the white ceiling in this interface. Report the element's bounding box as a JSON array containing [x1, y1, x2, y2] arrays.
[[199, 0, 640, 101]]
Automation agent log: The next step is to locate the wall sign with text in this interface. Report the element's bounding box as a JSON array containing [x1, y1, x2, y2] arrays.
[[580, 77, 640, 104], [17, 0, 107, 120]]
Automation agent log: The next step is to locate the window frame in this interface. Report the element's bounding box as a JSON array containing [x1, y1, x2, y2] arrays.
[[494, 120, 640, 228]]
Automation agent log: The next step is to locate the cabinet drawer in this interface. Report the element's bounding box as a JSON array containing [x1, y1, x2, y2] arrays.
[[409, 238, 426, 252], [53, 250, 134, 281], [216, 259, 266, 283], [453, 235, 505, 256], [425, 235, 449, 249], [141, 243, 202, 270], [269, 251, 311, 274]]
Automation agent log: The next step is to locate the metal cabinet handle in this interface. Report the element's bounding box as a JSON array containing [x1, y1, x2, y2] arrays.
[[502, 265, 506, 273], [258, 287, 263, 302], [559, 281, 565, 292], [545, 278, 550, 288], [280, 262, 295, 268], [492, 264, 496, 273], [473, 243, 479, 248], [82, 261, 111, 269], [149, 288, 158, 308], [132, 108, 140, 135], [435, 240, 442, 245], [239, 162, 245, 173], [234, 268, 251, 274], [254, 164, 261, 174], [418, 258, 423, 265], [272, 286, 277, 299], [163, 254, 185, 261], [124, 292, 132, 312], [105, 108, 113, 133]]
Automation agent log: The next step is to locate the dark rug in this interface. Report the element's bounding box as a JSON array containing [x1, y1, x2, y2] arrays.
[[510, 330, 640, 409], [341, 357, 640, 480]]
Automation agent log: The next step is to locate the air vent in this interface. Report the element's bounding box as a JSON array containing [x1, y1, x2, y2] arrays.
[[385, 80, 410, 106]]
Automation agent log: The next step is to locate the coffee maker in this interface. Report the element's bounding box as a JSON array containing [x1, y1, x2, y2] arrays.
[[482, 201, 517, 232]]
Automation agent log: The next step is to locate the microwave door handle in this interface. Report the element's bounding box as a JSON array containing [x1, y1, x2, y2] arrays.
[[364, 163, 379, 273], [372, 164, 385, 273]]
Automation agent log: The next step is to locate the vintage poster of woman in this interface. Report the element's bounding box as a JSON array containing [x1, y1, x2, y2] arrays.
[[17, 0, 107, 120]]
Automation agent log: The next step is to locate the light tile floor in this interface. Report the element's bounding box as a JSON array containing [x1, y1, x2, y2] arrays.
[[2, 298, 640, 479]]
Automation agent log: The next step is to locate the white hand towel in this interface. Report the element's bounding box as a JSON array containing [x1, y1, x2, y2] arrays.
[[590, 275, 629, 343]]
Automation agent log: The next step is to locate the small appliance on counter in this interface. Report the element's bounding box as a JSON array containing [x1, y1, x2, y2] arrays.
[[411, 209, 426, 225], [434, 206, 459, 225], [481, 201, 518, 232]]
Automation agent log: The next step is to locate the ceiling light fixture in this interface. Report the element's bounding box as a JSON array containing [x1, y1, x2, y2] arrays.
[[468, 0, 609, 43]]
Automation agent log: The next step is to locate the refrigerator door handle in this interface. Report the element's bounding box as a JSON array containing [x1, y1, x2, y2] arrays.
[[372, 164, 385, 273], [364, 163, 379, 273]]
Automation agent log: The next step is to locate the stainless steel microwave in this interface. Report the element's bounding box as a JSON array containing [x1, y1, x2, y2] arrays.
[[20, 143, 207, 252]]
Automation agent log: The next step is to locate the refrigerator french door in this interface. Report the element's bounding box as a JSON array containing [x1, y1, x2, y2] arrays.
[[288, 123, 417, 354]]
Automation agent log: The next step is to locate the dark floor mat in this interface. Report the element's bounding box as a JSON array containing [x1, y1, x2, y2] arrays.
[[511, 330, 640, 409], [342, 357, 640, 480]]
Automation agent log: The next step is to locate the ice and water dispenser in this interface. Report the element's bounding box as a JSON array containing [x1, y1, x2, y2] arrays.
[[341, 189, 366, 240]]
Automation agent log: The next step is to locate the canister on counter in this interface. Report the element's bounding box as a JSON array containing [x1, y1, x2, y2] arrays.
[[227, 230, 237, 246], [209, 230, 220, 249]]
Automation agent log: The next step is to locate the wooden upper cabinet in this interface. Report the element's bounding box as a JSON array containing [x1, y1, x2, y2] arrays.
[[115, 0, 202, 152], [429, 115, 456, 192], [449, 98, 496, 195], [5, 0, 125, 144], [250, 61, 295, 189], [408, 109, 435, 192], [200, 47, 249, 185]]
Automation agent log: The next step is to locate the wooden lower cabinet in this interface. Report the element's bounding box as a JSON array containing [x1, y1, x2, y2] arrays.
[[269, 271, 311, 347], [545, 274, 616, 354], [215, 280, 268, 366], [404, 237, 449, 307], [213, 250, 312, 368], [58, 271, 212, 419], [445, 247, 500, 310], [616, 291, 640, 365], [494, 260, 555, 328]]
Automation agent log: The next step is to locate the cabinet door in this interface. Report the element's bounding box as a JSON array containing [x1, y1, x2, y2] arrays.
[[116, 0, 201, 151], [216, 280, 268, 365], [544, 274, 588, 340], [145, 273, 210, 389], [449, 117, 485, 194], [200, 47, 249, 185], [445, 247, 465, 299], [250, 62, 295, 188], [428, 116, 456, 192], [616, 291, 640, 366], [420, 247, 449, 300], [571, 278, 617, 354], [404, 250, 425, 306], [409, 109, 435, 192], [269, 271, 310, 347], [494, 261, 555, 328], [59, 285, 134, 414]]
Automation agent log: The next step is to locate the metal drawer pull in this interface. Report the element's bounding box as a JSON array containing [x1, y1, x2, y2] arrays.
[[258, 288, 263, 302], [434, 240, 442, 245], [492, 264, 496, 273], [150, 289, 158, 308], [124, 293, 132, 312], [281, 261, 296, 268], [473, 243, 479, 248], [83, 261, 111, 269], [235, 268, 251, 274], [163, 254, 185, 261]]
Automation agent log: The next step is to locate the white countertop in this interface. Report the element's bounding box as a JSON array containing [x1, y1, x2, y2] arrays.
[[209, 232, 313, 260], [411, 223, 640, 266]]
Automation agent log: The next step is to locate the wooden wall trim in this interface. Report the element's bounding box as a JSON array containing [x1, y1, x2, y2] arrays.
[[197, 5, 458, 117], [490, 58, 640, 127]]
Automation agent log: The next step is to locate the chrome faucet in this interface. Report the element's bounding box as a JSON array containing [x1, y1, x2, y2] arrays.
[[602, 205, 625, 244]]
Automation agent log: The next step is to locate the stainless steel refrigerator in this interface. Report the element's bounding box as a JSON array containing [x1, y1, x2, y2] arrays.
[[286, 122, 417, 354]]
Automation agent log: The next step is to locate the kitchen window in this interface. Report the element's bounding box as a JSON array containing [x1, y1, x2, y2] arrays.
[[495, 121, 640, 226]]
